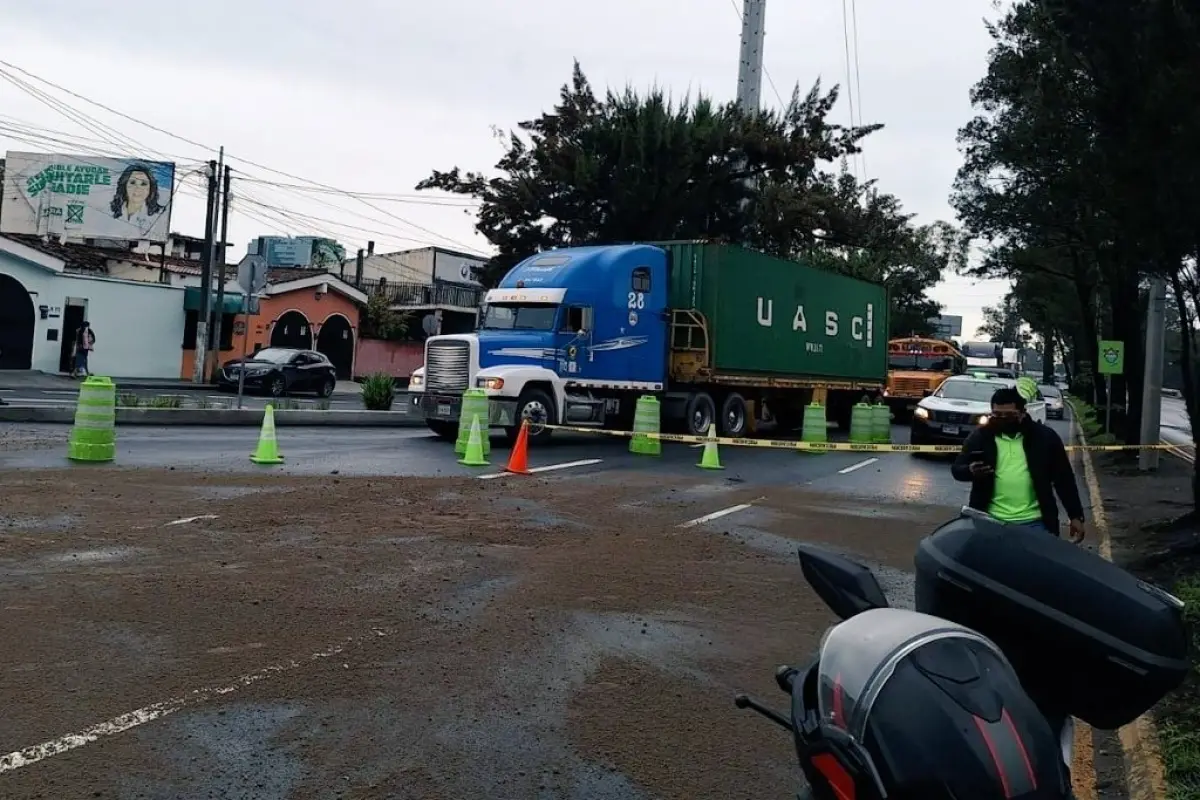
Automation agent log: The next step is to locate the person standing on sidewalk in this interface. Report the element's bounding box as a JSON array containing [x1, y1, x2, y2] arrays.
[[71, 321, 96, 379], [951, 385, 1087, 542]]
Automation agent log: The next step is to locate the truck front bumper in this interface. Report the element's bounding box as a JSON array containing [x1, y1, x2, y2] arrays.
[[413, 393, 520, 427]]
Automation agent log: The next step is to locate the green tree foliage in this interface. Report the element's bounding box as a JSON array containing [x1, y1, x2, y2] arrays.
[[976, 294, 1026, 346], [953, 0, 1200, 444], [360, 291, 410, 341], [417, 62, 964, 338]]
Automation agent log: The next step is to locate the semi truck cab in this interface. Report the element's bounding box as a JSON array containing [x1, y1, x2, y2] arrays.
[[409, 245, 670, 441]]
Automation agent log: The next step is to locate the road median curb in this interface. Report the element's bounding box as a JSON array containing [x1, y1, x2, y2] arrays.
[[0, 406, 422, 427], [1069, 400, 1170, 800]]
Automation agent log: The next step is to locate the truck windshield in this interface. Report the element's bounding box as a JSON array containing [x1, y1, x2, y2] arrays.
[[889, 355, 955, 371], [480, 303, 558, 331]]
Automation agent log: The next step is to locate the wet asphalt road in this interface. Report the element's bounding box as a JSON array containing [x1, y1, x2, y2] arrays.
[[0, 418, 1076, 509], [0, 416, 1113, 798], [1162, 396, 1189, 432]]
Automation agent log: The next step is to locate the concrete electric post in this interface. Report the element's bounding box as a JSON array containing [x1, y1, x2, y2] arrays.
[[1139, 276, 1167, 470], [734, 0, 766, 241], [191, 156, 220, 384]]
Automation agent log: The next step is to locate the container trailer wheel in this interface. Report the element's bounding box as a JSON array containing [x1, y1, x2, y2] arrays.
[[719, 392, 749, 437], [684, 391, 717, 437]]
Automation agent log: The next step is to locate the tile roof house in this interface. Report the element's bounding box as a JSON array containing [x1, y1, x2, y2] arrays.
[[3, 232, 236, 284]]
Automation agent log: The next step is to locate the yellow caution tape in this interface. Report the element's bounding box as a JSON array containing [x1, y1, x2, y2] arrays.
[[539, 423, 1189, 454]]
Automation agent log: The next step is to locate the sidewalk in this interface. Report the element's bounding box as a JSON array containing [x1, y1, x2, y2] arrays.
[[0, 371, 362, 396], [0, 370, 215, 391]]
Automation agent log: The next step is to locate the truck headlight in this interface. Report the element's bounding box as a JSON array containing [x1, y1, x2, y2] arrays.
[[914, 407, 929, 420], [409, 373, 424, 389], [477, 377, 504, 390]]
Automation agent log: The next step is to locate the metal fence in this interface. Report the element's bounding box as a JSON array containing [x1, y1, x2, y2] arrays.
[[359, 279, 483, 308]]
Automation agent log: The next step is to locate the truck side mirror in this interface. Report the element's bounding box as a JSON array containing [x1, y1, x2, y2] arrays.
[[581, 307, 594, 331]]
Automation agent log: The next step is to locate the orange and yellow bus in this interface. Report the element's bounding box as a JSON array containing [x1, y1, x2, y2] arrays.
[[885, 337, 966, 421]]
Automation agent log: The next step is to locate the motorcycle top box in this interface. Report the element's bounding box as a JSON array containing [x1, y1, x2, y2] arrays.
[[914, 511, 1190, 730]]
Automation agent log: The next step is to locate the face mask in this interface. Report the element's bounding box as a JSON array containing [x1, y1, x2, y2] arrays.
[[994, 417, 1022, 435]]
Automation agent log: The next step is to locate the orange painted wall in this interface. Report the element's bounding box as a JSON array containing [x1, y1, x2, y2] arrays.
[[180, 288, 361, 380]]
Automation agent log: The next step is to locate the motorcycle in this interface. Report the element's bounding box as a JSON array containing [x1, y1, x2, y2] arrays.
[[735, 509, 1190, 800]]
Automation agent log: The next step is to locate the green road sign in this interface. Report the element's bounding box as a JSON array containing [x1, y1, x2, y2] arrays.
[[1098, 340, 1125, 375]]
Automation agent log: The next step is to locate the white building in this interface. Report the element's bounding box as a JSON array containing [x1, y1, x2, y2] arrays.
[[0, 235, 187, 378], [350, 245, 485, 287]]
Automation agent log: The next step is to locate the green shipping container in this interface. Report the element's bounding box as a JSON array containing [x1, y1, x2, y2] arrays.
[[660, 242, 889, 383]]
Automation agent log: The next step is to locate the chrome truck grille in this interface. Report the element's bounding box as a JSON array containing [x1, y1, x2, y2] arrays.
[[931, 410, 974, 425], [425, 340, 470, 393]]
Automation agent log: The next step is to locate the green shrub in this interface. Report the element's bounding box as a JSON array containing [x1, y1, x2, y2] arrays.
[[148, 395, 183, 408], [360, 372, 396, 411], [116, 392, 141, 407], [1158, 576, 1200, 799]]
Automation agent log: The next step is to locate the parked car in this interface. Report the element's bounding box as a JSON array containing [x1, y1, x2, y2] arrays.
[[910, 374, 1047, 450], [1039, 383, 1065, 419], [218, 347, 337, 398]]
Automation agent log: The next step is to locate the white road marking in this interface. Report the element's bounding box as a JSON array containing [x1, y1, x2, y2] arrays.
[[478, 458, 602, 480], [0, 397, 74, 405], [41, 390, 80, 396], [0, 628, 391, 774], [165, 514, 219, 526], [678, 503, 754, 528], [838, 457, 879, 474]]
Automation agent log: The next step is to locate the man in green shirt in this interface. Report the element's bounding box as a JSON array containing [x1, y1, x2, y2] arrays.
[[952, 386, 1087, 542]]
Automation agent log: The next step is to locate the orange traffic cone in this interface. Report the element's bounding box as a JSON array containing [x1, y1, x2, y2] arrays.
[[505, 420, 532, 475]]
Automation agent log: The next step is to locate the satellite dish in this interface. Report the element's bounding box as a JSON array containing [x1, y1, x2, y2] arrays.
[[421, 314, 437, 336]]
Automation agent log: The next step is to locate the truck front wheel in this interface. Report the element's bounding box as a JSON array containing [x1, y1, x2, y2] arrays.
[[507, 388, 556, 446]]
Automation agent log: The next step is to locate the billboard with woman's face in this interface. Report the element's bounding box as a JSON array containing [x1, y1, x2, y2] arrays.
[[0, 151, 175, 242]]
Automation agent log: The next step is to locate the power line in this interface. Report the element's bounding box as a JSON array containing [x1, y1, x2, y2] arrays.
[[849, 0, 866, 177], [0, 59, 489, 256], [0, 120, 438, 268], [236, 177, 479, 206], [840, 0, 861, 181]]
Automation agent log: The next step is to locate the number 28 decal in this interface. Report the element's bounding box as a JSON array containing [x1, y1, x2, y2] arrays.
[[627, 291, 645, 309]]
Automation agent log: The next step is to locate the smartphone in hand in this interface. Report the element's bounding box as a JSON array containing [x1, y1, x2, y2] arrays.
[[968, 450, 992, 475]]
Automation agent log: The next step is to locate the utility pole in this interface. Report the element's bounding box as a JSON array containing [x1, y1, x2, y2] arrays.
[[209, 166, 233, 381], [735, 0, 766, 113], [734, 0, 766, 239], [192, 153, 221, 383], [1139, 276, 1168, 470]]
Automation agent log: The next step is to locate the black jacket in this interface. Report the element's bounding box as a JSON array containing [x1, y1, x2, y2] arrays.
[[950, 417, 1085, 532]]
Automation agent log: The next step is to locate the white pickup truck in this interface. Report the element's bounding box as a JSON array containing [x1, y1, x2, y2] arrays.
[[910, 375, 1046, 448]]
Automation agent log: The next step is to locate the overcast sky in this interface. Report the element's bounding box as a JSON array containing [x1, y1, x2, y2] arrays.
[[1, 0, 1010, 338]]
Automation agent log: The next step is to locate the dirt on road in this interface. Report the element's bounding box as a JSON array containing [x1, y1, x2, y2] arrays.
[[0, 467, 954, 800]]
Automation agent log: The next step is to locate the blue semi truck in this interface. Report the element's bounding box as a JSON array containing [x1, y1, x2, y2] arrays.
[[408, 241, 889, 443]]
